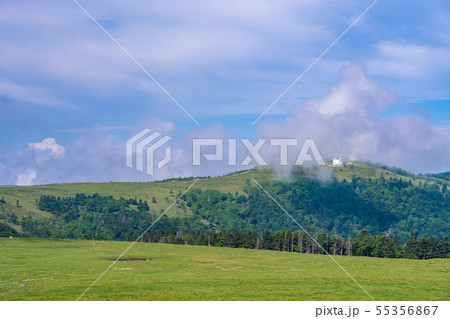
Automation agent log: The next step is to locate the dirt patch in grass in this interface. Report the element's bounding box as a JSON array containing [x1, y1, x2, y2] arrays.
[[106, 258, 150, 261]]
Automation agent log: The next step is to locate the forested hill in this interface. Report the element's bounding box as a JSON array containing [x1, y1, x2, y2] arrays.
[[182, 175, 449, 242], [0, 162, 449, 244]]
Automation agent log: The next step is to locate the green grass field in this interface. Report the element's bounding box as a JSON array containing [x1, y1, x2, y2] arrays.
[[0, 238, 448, 301]]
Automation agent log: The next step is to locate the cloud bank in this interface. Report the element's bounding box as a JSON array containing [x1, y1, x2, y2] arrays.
[[258, 63, 450, 173]]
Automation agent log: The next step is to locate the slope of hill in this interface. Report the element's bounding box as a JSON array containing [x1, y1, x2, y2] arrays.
[[0, 168, 275, 221], [1, 163, 448, 242], [1, 162, 446, 220]]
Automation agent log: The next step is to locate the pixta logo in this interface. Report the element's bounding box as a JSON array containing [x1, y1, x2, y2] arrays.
[[127, 130, 325, 176], [192, 138, 325, 166], [126, 129, 171, 176]]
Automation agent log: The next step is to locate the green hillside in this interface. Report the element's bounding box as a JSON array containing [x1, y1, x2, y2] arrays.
[[1, 163, 448, 242], [1, 238, 448, 301], [0, 168, 275, 221], [0, 162, 446, 222]]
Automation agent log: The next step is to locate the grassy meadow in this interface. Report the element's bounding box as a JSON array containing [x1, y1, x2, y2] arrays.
[[0, 238, 448, 301]]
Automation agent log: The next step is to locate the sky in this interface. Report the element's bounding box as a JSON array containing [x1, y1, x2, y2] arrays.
[[1, 0, 450, 185]]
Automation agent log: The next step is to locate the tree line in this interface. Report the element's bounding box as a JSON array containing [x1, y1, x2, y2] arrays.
[[14, 194, 208, 241], [143, 228, 449, 260]]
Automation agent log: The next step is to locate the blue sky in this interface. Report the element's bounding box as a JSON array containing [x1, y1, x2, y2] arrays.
[[1, 0, 450, 185]]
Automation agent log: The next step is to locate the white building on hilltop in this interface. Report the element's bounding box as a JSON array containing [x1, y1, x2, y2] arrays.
[[332, 156, 344, 167]]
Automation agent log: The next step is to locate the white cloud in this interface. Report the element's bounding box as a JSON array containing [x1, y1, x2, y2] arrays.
[[134, 116, 176, 134], [0, 79, 69, 108], [28, 138, 65, 157], [309, 62, 397, 116], [369, 42, 450, 79], [16, 169, 37, 186], [258, 63, 450, 173], [2, 117, 181, 185]]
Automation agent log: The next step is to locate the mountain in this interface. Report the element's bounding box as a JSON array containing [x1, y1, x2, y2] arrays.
[[0, 162, 449, 242]]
